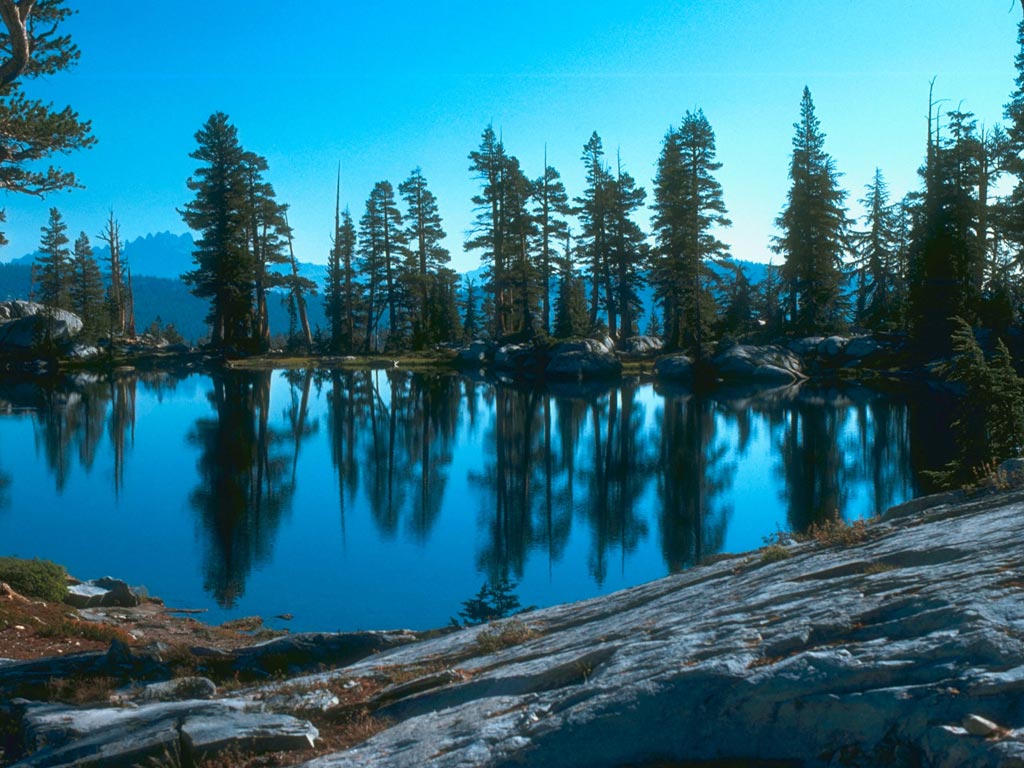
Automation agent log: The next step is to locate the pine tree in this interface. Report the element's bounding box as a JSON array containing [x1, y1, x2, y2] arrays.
[[34, 207, 70, 309], [853, 169, 899, 329], [69, 232, 105, 340], [467, 125, 512, 336], [325, 171, 358, 353], [399, 167, 449, 347], [652, 110, 731, 352], [1002, 20, 1024, 271], [906, 104, 981, 353], [773, 87, 849, 334], [607, 154, 647, 339], [462, 278, 480, 340], [553, 272, 590, 338], [180, 112, 252, 349], [932, 317, 1024, 486], [576, 132, 614, 331], [241, 151, 290, 351], [357, 181, 405, 351], [98, 211, 130, 337], [0, 0, 95, 211], [531, 158, 572, 334]]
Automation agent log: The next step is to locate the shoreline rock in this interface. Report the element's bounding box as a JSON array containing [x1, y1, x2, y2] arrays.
[[6, 488, 1024, 766]]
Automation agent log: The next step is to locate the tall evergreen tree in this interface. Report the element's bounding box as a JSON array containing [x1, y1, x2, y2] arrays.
[[325, 171, 358, 353], [576, 132, 614, 331], [97, 211, 130, 337], [180, 112, 252, 348], [531, 158, 572, 334], [34, 207, 70, 308], [853, 168, 899, 329], [652, 109, 731, 352], [357, 181, 405, 351], [906, 103, 982, 352], [399, 167, 449, 347], [773, 87, 849, 333], [69, 232, 105, 340], [607, 154, 647, 339], [241, 151, 290, 351], [467, 125, 512, 336]]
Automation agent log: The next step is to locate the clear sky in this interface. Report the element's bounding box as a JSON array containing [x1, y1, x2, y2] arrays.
[[0, 0, 1021, 272]]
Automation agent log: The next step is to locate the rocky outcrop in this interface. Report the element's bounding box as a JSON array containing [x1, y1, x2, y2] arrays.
[[712, 343, 805, 384], [619, 335, 663, 357], [9, 492, 1024, 766], [287, 488, 1024, 767], [454, 340, 491, 367], [0, 301, 82, 351], [544, 339, 621, 379], [65, 577, 142, 609], [652, 353, 693, 381]]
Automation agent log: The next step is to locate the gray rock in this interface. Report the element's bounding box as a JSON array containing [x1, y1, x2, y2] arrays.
[[712, 344, 805, 383], [65, 344, 100, 359], [455, 340, 490, 365], [290, 488, 1024, 767], [140, 676, 217, 702], [999, 458, 1024, 486], [962, 714, 1000, 737], [494, 343, 538, 371], [845, 336, 880, 358], [0, 310, 83, 350], [17, 698, 316, 767], [817, 335, 847, 357], [262, 688, 340, 713], [544, 350, 621, 379], [786, 336, 825, 356], [545, 340, 621, 379], [653, 353, 693, 381], [619, 335, 663, 356], [64, 577, 141, 609]]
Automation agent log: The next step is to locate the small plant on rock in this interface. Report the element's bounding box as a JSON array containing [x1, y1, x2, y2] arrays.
[[0, 557, 67, 602]]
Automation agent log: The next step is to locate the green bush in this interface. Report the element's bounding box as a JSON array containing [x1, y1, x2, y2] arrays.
[[0, 557, 68, 602]]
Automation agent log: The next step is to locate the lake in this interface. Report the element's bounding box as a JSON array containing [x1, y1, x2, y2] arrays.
[[0, 368, 954, 632]]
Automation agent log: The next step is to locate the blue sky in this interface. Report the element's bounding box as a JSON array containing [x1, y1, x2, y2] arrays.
[[0, 0, 1020, 272]]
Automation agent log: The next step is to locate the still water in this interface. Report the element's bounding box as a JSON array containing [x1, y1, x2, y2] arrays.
[[0, 369, 953, 632]]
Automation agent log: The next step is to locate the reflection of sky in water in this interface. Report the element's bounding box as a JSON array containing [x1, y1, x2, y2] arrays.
[[0, 371, 945, 632]]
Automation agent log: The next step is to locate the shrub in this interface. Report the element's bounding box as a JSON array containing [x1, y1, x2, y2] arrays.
[[0, 557, 67, 602], [760, 544, 792, 564]]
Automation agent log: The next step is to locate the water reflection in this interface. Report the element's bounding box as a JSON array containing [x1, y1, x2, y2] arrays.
[[187, 370, 318, 607], [0, 368, 954, 627]]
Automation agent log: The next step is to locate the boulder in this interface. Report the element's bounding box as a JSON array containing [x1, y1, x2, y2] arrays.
[[65, 577, 142, 609], [712, 345, 804, 384], [544, 349, 621, 379], [817, 335, 847, 357], [653, 354, 694, 382], [455, 340, 490, 366], [619, 335, 663, 356], [493, 343, 539, 371], [0, 310, 83, 349], [845, 336, 881, 358], [140, 676, 217, 702], [786, 336, 825, 356]]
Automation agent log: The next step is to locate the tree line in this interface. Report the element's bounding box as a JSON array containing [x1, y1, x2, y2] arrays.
[[179, 20, 1024, 358]]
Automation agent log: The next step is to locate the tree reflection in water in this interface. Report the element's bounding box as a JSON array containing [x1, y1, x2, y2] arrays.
[[187, 370, 315, 607]]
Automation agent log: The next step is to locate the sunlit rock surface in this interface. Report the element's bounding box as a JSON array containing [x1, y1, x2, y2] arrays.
[[7, 490, 1024, 766], [299, 488, 1024, 767]]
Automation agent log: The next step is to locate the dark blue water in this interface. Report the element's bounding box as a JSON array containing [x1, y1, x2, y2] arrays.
[[0, 369, 953, 632]]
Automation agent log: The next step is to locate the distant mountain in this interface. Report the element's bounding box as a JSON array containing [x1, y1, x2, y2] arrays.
[[0, 233, 770, 344], [8, 231, 330, 285]]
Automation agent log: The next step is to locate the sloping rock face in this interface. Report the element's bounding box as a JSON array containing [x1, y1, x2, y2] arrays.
[[712, 344, 805, 384], [619, 335, 663, 356], [294, 489, 1024, 767], [653, 353, 693, 381], [0, 301, 82, 350], [545, 339, 621, 379]]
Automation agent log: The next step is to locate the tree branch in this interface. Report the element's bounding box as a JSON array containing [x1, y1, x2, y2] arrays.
[[0, 0, 34, 88]]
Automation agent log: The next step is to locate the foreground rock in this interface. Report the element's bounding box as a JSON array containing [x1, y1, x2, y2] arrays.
[[294, 489, 1024, 767], [712, 343, 805, 384], [0, 301, 82, 351], [8, 491, 1024, 766]]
